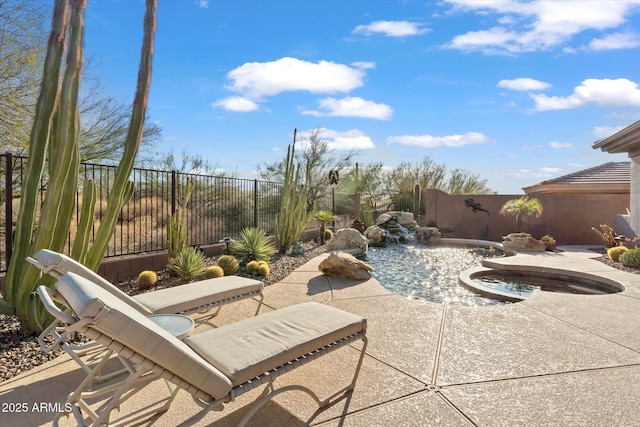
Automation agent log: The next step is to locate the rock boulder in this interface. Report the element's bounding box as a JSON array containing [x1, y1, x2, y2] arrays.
[[502, 232, 546, 252], [326, 228, 368, 254], [415, 226, 441, 245], [364, 225, 386, 247], [318, 252, 374, 280]]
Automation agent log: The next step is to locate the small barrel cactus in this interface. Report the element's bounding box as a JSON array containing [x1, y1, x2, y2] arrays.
[[205, 265, 224, 279], [216, 255, 239, 276], [620, 248, 640, 268], [137, 270, 158, 290], [257, 262, 270, 277], [607, 246, 628, 262], [325, 229, 333, 241], [246, 260, 260, 275]]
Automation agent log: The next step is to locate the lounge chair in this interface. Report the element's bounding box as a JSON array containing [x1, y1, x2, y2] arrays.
[[29, 249, 264, 381], [37, 272, 368, 427]]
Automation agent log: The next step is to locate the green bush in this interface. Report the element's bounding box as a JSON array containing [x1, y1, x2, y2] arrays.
[[168, 246, 206, 281], [607, 246, 628, 262], [216, 255, 239, 276], [204, 265, 224, 279], [137, 270, 157, 290], [620, 248, 640, 268], [230, 227, 275, 263]]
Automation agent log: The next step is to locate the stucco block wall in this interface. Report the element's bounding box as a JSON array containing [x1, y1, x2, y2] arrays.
[[424, 189, 629, 245]]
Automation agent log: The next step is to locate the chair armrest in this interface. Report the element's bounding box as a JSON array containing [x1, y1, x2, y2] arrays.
[[36, 285, 77, 325]]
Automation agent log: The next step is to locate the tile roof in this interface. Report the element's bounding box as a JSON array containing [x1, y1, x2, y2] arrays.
[[523, 162, 630, 194]]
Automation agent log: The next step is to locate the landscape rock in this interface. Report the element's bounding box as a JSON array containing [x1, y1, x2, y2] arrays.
[[375, 211, 417, 228], [502, 232, 546, 252], [415, 226, 441, 245], [326, 228, 368, 254], [364, 225, 387, 247], [318, 252, 374, 280]]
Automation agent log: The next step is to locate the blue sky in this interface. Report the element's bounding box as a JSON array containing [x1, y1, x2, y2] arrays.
[[82, 0, 640, 194]]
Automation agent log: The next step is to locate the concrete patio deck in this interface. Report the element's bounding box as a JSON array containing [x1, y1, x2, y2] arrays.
[[1, 246, 640, 426]]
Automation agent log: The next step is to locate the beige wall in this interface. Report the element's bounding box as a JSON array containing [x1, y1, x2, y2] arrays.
[[424, 189, 629, 245]]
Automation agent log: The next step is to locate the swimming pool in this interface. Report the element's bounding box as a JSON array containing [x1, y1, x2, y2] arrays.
[[365, 244, 505, 306]]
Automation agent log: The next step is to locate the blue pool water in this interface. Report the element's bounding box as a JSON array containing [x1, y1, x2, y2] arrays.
[[365, 244, 505, 306]]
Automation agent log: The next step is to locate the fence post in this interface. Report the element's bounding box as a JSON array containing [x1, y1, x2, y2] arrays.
[[413, 183, 421, 224], [253, 179, 258, 228], [5, 152, 13, 266], [171, 170, 176, 215]]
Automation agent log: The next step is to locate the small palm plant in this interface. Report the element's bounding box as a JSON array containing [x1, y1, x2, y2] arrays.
[[229, 227, 275, 263], [314, 210, 336, 245], [499, 196, 543, 232]]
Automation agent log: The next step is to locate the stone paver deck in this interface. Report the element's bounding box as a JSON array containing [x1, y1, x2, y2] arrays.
[[1, 246, 639, 426]]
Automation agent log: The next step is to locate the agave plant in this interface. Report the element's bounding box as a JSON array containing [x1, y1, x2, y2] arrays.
[[230, 227, 275, 263], [168, 246, 207, 281]]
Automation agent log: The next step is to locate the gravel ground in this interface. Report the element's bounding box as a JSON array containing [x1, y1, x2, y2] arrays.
[[0, 241, 327, 383]]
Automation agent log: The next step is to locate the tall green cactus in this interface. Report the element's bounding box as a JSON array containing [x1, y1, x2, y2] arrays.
[[0, 0, 157, 332], [276, 129, 308, 254], [167, 177, 195, 260]]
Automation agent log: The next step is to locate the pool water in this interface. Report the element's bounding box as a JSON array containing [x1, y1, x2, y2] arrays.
[[474, 273, 615, 299], [365, 244, 505, 306]]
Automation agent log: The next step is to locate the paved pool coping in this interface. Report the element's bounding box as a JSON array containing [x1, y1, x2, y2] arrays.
[[1, 245, 639, 426]]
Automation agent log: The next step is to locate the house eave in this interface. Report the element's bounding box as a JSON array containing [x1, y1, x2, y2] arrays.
[[523, 182, 630, 195], [593, 120, 640, 154]]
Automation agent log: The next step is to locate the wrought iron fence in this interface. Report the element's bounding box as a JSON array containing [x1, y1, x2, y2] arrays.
[[1, 153, 287, 273], [1, 152, 418, 273]]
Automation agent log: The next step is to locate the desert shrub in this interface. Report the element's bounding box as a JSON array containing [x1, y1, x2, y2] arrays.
[[136, 270, 157, 290], [216, 255, 239, 276], [204, 265, 224, 279], [620, 248, 640, 268], [607, 246, 628, 262], [246, 260, 260, 275], [230, 227, 275, 263], [168, 246, 207, 280]]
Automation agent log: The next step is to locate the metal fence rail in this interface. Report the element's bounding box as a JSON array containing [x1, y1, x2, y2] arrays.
[[1, 152, 415, 273]]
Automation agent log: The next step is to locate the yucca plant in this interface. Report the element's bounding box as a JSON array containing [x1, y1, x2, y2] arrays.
[[168, 246, 206, 281], [313, 210, 336, 245], [230, 227, 275, 263]]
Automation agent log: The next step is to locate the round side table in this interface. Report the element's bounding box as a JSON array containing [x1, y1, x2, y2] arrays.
[[148, 314, 195, 340]]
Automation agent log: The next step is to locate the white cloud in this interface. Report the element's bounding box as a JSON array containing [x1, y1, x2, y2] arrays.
[[196, 0, 208, 8], [212, 96, 259, 112], [549, 141, 573, 149], [444, 0, 640, 54], [592, 125, 626, 138], [225, 57, 368, 99], [531, 78, 640, 111], [301, 97, 393, 120], [589, 32, 640, 51], [498, 78, 551, 91], [353, 20, 429, 37], [387, 131, 490, 148], [539, 167, 562, 175], [298, 128, 376, 150]]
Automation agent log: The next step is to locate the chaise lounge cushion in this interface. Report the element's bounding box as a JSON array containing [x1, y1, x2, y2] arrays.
[[133, 277, 263, 315], [33, 249, 263, 316], [55, 272, 234, 400], [184, 302, 367, 387], [34, 249, 152, 315]]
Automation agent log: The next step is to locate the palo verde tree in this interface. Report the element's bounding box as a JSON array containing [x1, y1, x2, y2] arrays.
[[0, 0, 157, 331]]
